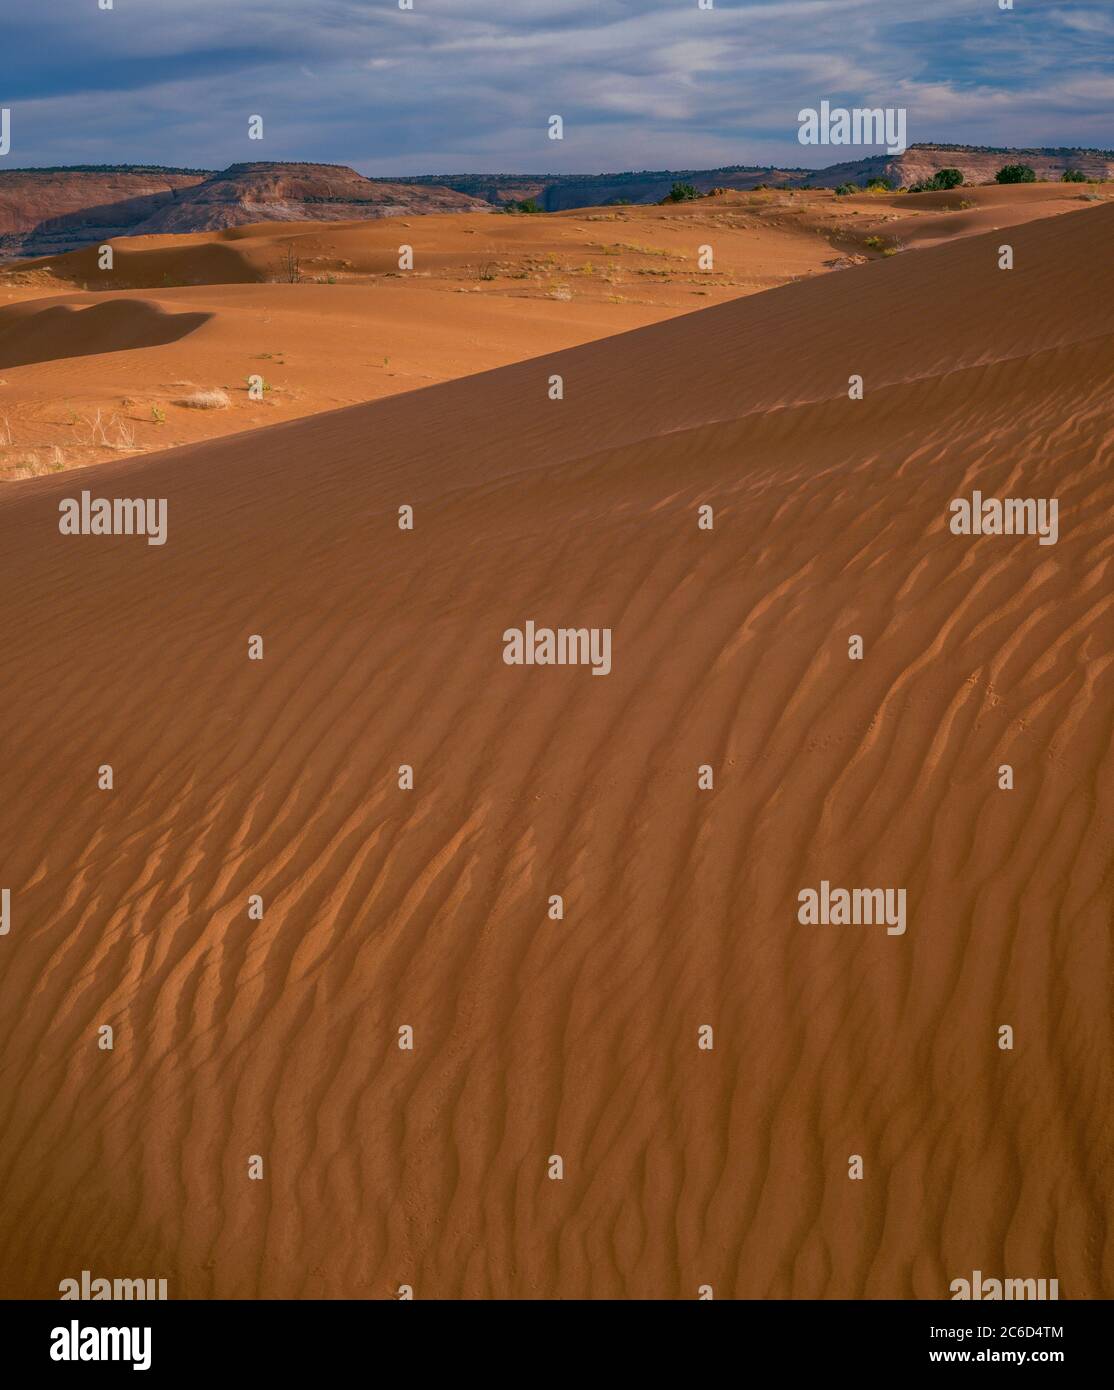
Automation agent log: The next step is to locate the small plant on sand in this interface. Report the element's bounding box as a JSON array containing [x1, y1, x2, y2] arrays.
[[72, 410, 138, 451], [172, 388, 231, 410], [996, 163, 1036, 184], [863, 235, 887, 251], [151, 404, 166, 424], [504, 197, 541, 214], [835, 183, 858, 197], [0, 444, 66, 479], [665, 181, 700, 203], [276, 246, 303, 282]]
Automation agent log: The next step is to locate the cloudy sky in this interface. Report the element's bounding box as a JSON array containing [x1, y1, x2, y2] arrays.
[[6, 0, 1112, 174]]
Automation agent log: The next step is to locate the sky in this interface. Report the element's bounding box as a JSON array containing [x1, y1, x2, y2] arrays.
[[4, 0, 1112, 174]]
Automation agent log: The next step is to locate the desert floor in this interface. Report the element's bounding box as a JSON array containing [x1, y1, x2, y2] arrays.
[[0, 187, 1110, 1299], [0, 182, 1099, 477]]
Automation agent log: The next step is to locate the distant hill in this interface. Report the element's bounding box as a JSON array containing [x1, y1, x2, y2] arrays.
[[1, 146, 1109, 259], [0, 168, 210, 257], [0, 163, 491, 258], [382, 144, 1114, 210]]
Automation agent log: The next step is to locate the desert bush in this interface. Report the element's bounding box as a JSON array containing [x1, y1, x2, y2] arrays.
[[834, 183, 858, 197], [172, 388, 231, 410], [273, 246, 303, 282], [996, 163, 1036, 184], [1061, 169, 1087, 183], [72, 410, 137, 450], [665, 182, 700, 203], [909, 168, 964, 193]]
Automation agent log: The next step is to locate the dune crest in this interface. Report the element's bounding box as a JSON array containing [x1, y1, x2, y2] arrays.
[[0, 298, 210, 370]]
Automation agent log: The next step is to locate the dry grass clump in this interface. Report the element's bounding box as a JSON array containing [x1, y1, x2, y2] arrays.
[[172, 388, 231, 410], [0, 444, 65, 479]]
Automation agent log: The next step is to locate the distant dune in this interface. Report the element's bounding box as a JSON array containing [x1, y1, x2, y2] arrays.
[[0, 197, 1110, 1298], [0, 299, 210, 370], [0, 180, 1099, 479]]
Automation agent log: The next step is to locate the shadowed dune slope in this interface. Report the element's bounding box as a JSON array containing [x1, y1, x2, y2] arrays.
[[0, 203, 1111, 1299], [0, 298, 210, 369]]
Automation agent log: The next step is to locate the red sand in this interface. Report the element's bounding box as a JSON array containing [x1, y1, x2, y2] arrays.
[[0, 198, 1110, 1299]]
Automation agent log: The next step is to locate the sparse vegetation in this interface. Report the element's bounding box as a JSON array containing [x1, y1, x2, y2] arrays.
[[0, 444, 65, 479], [1061, 169, 1088, 183], [665, 182, 700, 203], [172, 388, 231, 410], [835, 183, 858, 197], [908, 168, 964, 193], [151, 404, 166, 424], [72, 410, 138, 451], [275, 246, 303, 282], [996, 163, 1037, 184], [504, 197, 542, 214]]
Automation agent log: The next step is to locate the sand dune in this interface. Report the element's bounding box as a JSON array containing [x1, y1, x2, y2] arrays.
[[0, 201, 1110, 1300], [0, 183, 1102, 479], [0, 298, 210, 370]]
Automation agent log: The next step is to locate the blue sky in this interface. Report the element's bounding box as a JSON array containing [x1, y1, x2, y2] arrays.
[[4, 0, 1112, 173]]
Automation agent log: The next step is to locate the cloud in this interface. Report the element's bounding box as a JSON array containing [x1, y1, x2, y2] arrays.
[[2, 0, 1110, 172]]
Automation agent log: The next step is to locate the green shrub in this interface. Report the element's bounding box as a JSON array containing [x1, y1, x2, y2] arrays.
[[665, 181, 700, 203], [909, 168, 964, 193], [866, 176, 893, 191], [996, 163, 1036, 184], [834, 183, 858, 197], [1061, 169, 1087, 183]]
